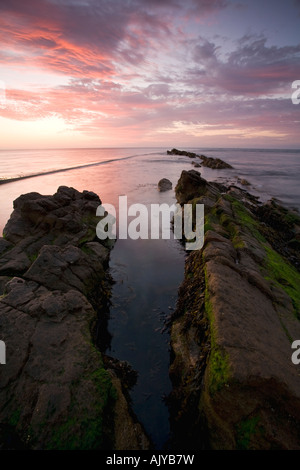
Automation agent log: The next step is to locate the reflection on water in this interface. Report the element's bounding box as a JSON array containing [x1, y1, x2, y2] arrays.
[[1, 147, 299, 236], [106, 236, 185, 449], [0, 148, 193, 235], [101, 184, 186, 449]]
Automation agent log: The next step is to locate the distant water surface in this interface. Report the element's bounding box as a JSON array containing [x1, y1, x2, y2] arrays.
[[0, 147, 299, 231]]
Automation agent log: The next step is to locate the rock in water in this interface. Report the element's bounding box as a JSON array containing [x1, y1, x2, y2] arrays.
[[199, 154, 233, 169], [167, 148, 233, 169], [158, 178, 172, 192], [167, 148, 197, 158], [0, 186, 150, 450]]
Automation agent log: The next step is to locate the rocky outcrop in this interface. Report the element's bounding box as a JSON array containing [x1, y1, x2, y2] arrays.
[[158, 178, 172, 192], [174, 170, 206, 205], [167, 148, 233, 169], [167, 149, 197, 158], [199, 154, 233, 169], [169, 170, 300, 449], [0, 186, 150, 450]]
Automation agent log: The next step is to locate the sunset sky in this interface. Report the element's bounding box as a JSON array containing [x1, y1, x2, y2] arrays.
[[0, 0, 299, 149]]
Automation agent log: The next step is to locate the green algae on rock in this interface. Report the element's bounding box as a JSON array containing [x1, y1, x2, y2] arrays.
[[169, 170, 300, 450]]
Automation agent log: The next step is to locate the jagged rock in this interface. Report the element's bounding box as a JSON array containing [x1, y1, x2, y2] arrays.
[[199, 154, 233, 169], [175, 170, 206, 205], [0, 239, 13, 256], [158, 178, 172, 192], [0, 245, 32, 276], [24, 244, 105, 295], [0, 276, 11, 295], [3, 186, 101, 246], [0, 187, 150, 450], [255, 200, 300, 270], [109, 374, 150, 450], [85, 242, 110, 266], [104, 355, 138, 389], [167, 149, 197, 158]]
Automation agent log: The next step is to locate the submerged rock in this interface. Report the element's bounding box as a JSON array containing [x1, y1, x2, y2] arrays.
[[0, 186, 150, 450], [169, 173, 300, 449]]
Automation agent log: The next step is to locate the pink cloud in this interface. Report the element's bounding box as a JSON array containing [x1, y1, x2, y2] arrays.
[[0, 0, 177, 78], [3, 78, 298, 146], [0, 1, 299, 147]]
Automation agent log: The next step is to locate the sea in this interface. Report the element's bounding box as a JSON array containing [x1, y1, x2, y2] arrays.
[[0, 147, 299, 449]]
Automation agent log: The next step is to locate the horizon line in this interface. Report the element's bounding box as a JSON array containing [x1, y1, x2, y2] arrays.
[[0, 145, 300, 152]]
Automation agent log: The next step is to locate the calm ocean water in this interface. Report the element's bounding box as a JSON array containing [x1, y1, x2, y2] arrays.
[[0, 147, 299, 233], [0, 147, 299, 448]]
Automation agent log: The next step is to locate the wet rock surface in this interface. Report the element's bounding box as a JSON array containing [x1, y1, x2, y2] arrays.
[[0, 186, 150, 450], [199, 154, 233, 169], [169, 170, 300, 450]]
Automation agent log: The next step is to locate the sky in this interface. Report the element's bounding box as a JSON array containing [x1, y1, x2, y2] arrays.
[[0, 0, 299, 149]]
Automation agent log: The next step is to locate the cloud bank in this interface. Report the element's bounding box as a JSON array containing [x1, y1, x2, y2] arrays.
[[0, 0, 299, 147]]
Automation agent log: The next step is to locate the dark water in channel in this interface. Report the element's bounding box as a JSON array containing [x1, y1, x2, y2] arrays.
[[107, 237, 185, 449], [101, 185, 187, 449]]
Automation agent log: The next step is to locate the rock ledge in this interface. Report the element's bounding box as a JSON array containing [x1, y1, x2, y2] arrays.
[[0, 186, 149, 450], [169, 170, 300, 450]]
